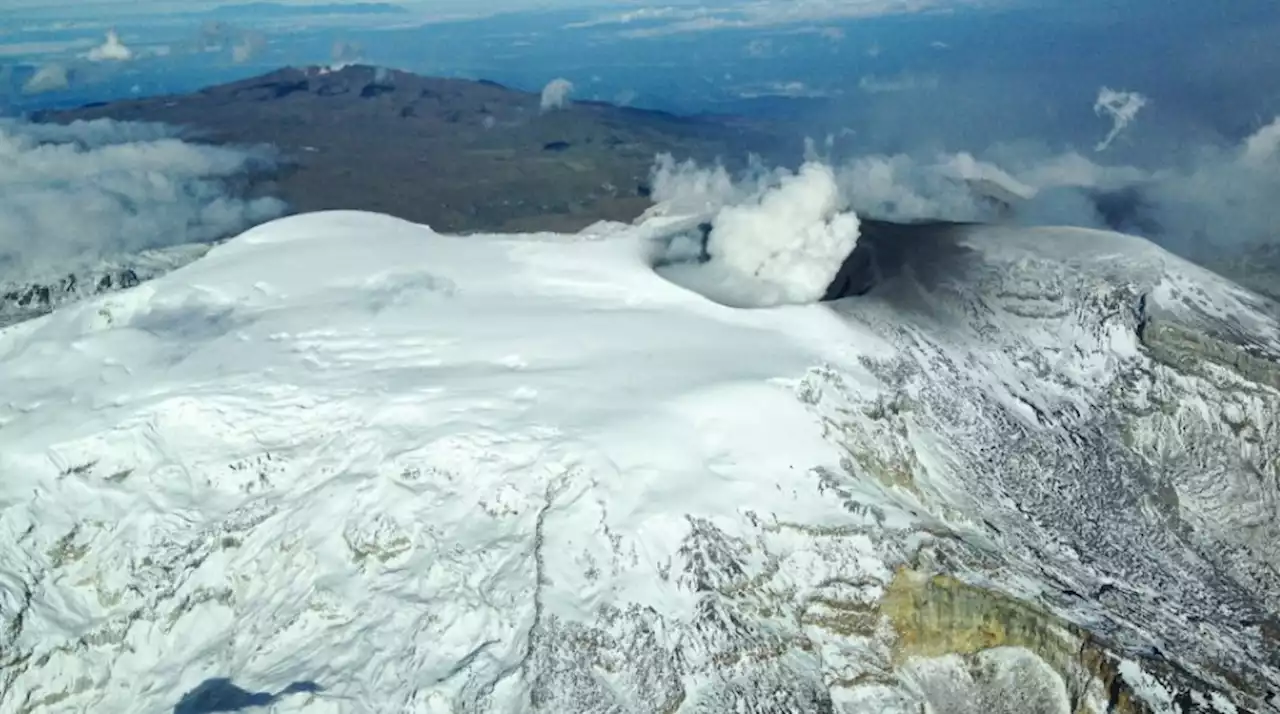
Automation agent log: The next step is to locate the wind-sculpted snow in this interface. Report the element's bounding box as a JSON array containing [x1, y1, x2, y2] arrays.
[[0, 211, 1277, 713]]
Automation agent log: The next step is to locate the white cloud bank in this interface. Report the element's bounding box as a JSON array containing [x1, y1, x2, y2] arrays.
[[85, 28, 133, 62], [540, 78, 574, 112], [0, 119, 287, 274]]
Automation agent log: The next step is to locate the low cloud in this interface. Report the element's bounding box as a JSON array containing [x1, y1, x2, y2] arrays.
[[22, 63, 71, 94], [540, 78, 574, 112], [85, 29, 134, 62], [0, 119, 287, 274], [1094, 87, 1148, 152], [645, 108, 1280, 273]]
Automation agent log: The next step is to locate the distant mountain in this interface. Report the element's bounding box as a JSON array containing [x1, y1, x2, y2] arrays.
[[37, 65, 783, 235]]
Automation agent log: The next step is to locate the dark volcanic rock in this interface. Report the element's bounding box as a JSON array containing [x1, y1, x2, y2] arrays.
[[823, 219, 976, 301], [37, 65, 782, 235]]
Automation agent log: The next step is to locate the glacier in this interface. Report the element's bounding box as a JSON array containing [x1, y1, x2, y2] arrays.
[[1, 208, 1278, 714]]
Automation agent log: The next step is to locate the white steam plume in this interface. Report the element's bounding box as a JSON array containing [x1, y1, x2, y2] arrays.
[[651, 159, 860, 307], [1094, 87, 1148, 152], [708, 163, 860, 304], [836, 152, 1020, 221], [0, 119, 287, 274], [86, 29, 134, 62], [540, 78, 574, 112], [650, 154, 740, 212]]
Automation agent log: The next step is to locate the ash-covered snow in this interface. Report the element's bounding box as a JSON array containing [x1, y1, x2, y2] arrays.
[[1, 208, 1278, 713]]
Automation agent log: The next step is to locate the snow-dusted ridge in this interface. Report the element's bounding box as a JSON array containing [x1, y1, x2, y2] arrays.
[[1, 210, 1278, 713], [0, 243, 216, 330]]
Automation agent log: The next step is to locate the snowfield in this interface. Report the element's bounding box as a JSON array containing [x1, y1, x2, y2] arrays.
[[1, 210, 1278, 714]]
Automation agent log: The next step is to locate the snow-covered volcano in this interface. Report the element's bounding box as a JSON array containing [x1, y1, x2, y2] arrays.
[[1, 208, 1278, 714]]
